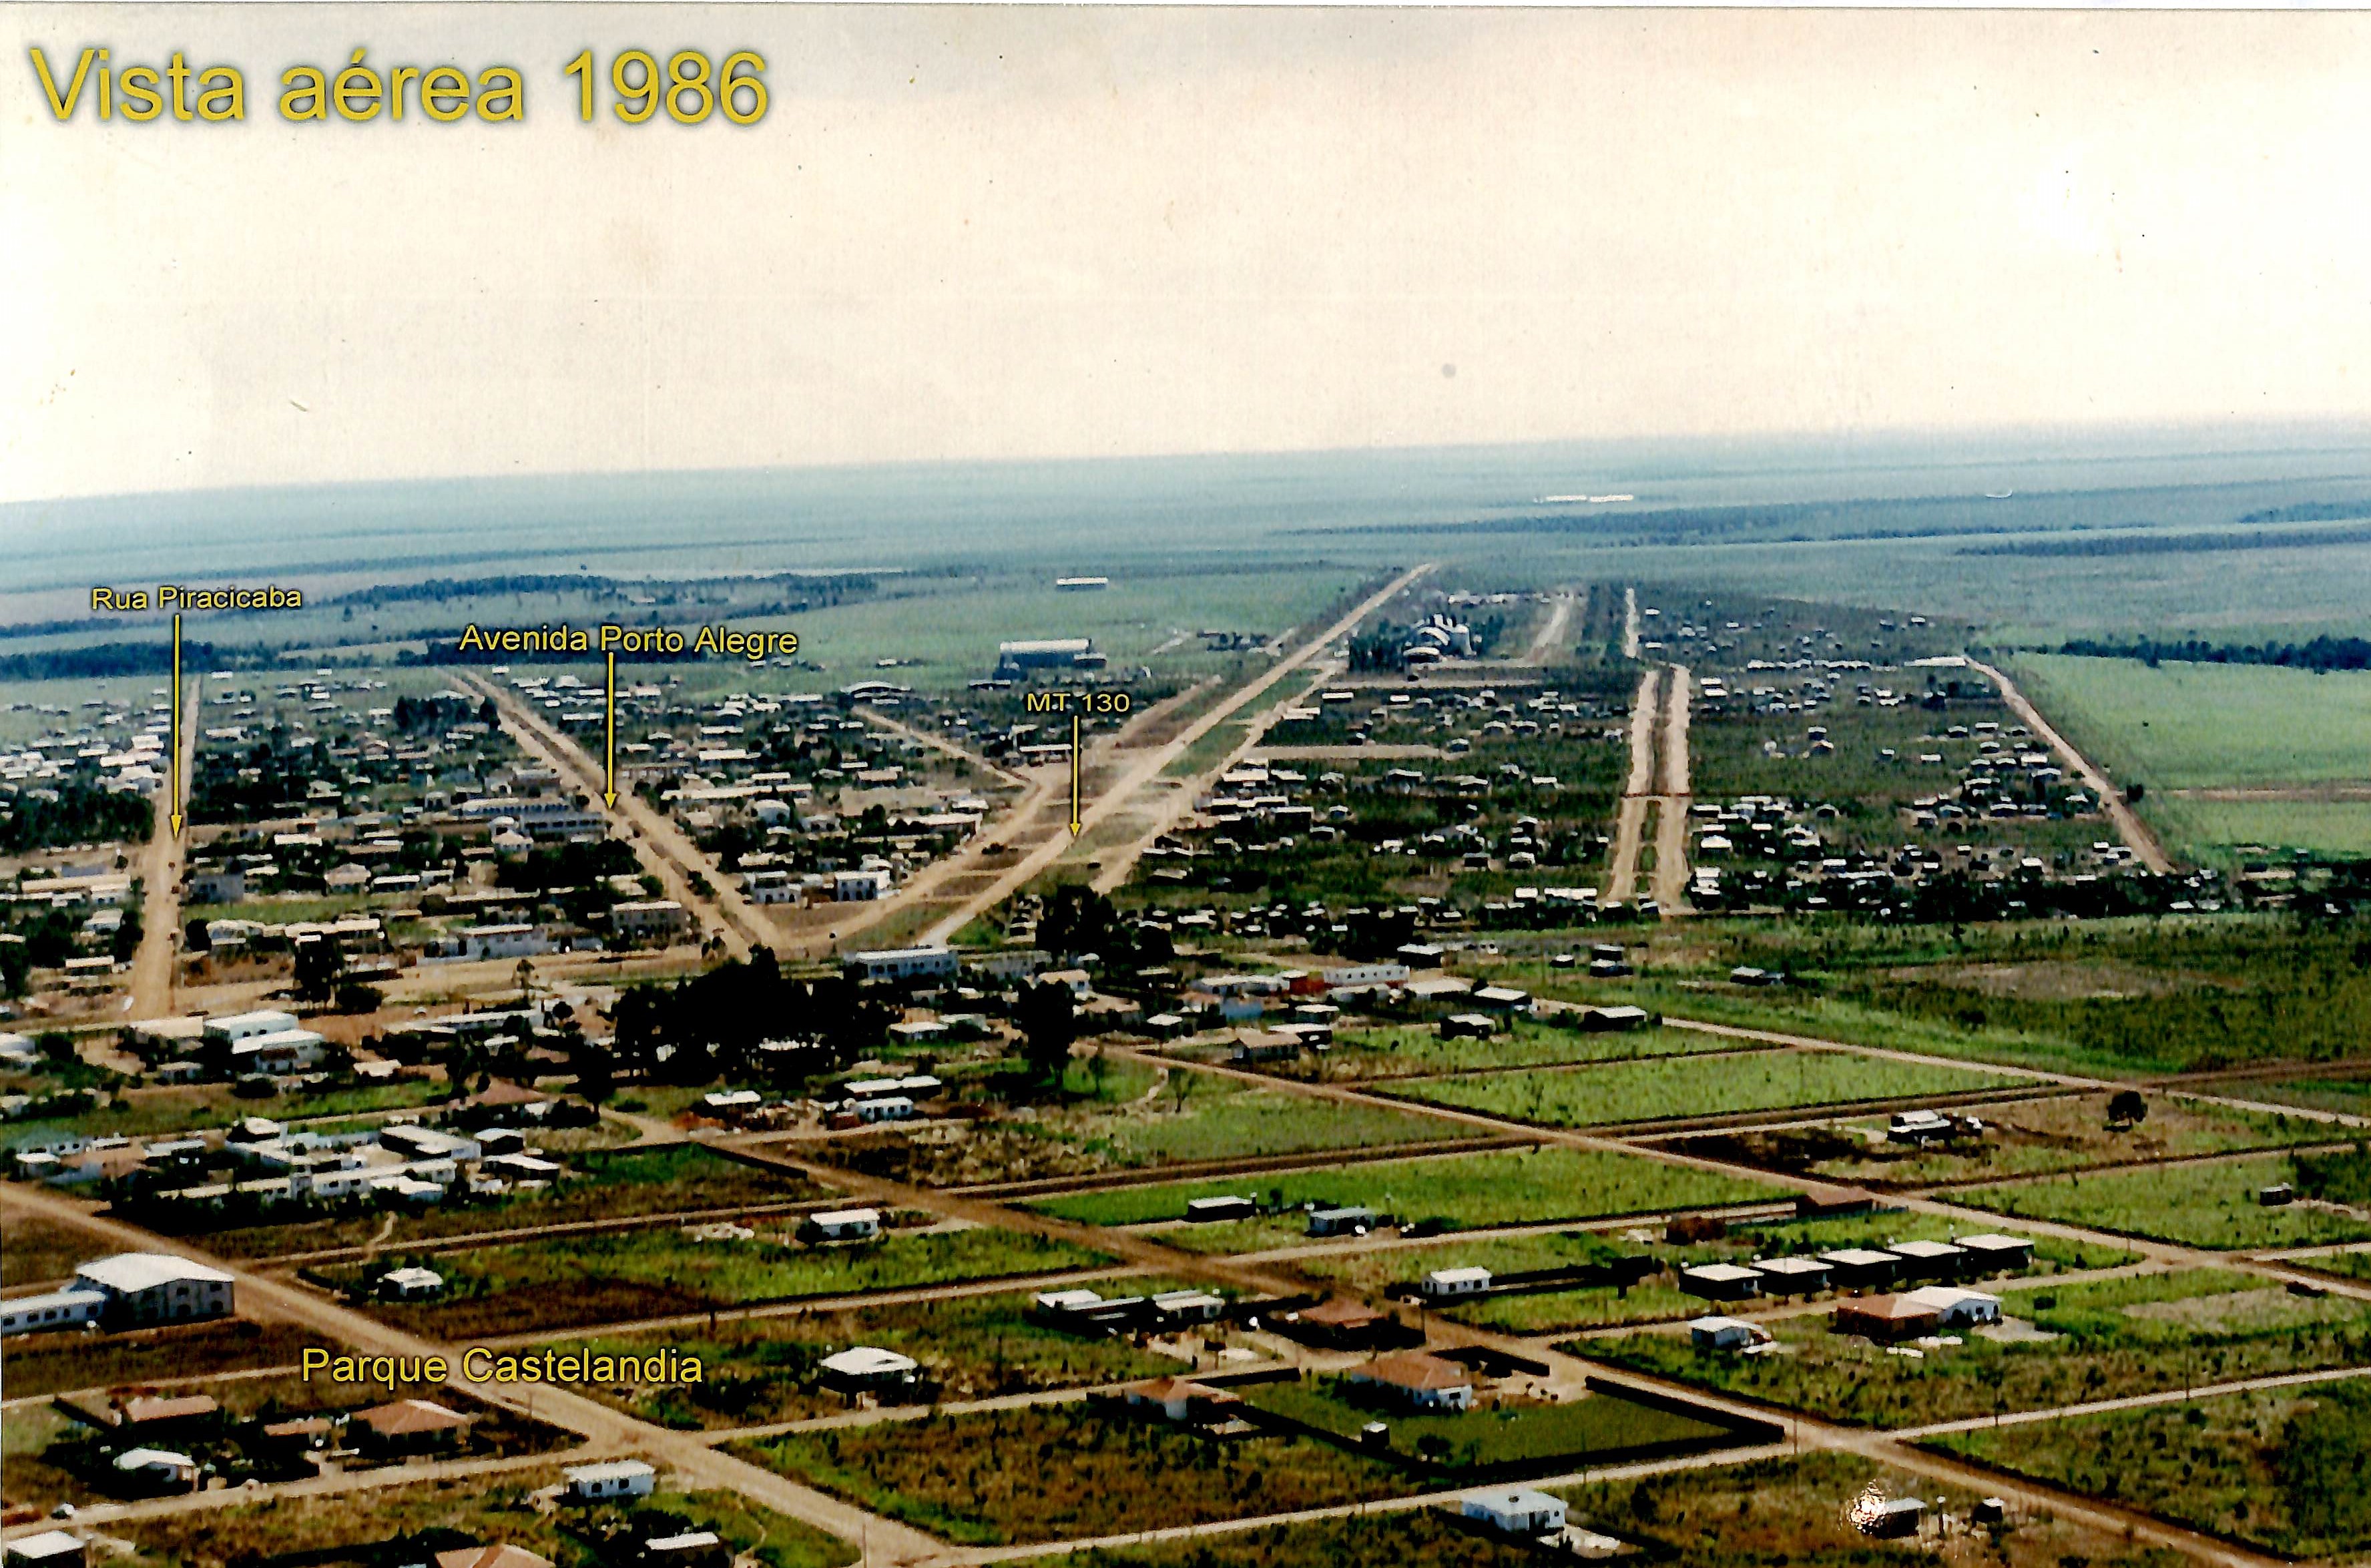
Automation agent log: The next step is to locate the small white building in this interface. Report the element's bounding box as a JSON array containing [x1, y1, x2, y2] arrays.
[[378, 1266, 446, 1300], [1689, 1315, 1774, 1352], [845, 946, 959, 983], [3, 1531, 87, 1568], [817, 1346, 920, 1389], [1462, 1488, 1568, 1537], [802, 1207, 881, 1242], [203, 1009, 301, 1045], [0, 1286, 109, 1336], [1420, 1266, 1493, 1298], [1902, 1284, 2004, 1327], [563, 1459, 656, 1501]]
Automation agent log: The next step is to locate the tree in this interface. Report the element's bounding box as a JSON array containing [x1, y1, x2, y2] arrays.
[[333, 981, 384, 1016], [184, 918, 212, 956], [292, 935, 344, 1003], [1015, 980, 1077, 1082], [2107, 1089, 2148, 1129]]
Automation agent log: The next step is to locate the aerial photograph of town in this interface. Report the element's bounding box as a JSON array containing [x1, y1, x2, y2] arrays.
[[9, 5, 2371, 1568]]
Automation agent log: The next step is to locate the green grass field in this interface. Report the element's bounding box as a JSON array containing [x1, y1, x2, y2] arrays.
[[356, 1224, 1114, 1337], [1392, 1049, 2020, 1129], [1030, 1145, 1785, 1240], [1954, 1153, 2371, 1250], [1316, 1021, 1734, 1080], [1928, 1378, 2371, 1559], [733, 1403, 1404, 1546], [1242, 1379, 1731, 1473]]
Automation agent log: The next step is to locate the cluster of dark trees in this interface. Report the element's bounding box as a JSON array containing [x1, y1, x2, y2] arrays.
[[605, 949, 895, 1087], [2057, 634, 2371, 674], [390, 692, 498, 732], [0, 782, 150, 855]]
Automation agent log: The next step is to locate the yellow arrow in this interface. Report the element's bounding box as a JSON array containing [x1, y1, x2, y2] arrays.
[[168, 613, 184, 836], [603, 651, 619, 808], [1068, 712, 1082, 836]]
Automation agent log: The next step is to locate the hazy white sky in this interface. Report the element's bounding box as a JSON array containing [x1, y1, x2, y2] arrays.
[[7, 4, 2371, 503]]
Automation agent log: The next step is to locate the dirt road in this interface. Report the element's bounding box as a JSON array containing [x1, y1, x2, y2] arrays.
[[1649, 664, 1693, 914], [913, 565, 1435, 937], [127, 674, 202, 1020], [1603, 669, 1659, 905], [0, 1182, 947, 1566], [1968, 657, 2173, 874], [1521, 591, 1575, 664], [461, 672, 765, 961]]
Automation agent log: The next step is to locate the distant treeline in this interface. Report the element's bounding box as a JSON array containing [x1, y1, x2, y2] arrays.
[[0, 641, 218, 681], [2239, 500, 2371, 525], [326, 569, 880, 609], [1966, 523, 2371, 559], [2057, 635, 2371, 673]]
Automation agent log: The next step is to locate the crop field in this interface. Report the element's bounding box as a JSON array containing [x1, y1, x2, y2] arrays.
[[1954, 1153, 2371, 1250], [181, 1143, 826, 1259], [1029, 1145, 1786, 1242], [1578, 1267, 2371, 1428], [1242, 1379, 1732, 1473], [1553, 1450, 2189, 1568], [1928, 1376, 2371, 1559], [733, 1402, 1407, 1546], [1390, 1049, 2021, 1129], [353, 1224, 1115, 1337], [109, 1465, 856, 1568], [566, 1287, 1176, 1429], [2011, 654, 2371, 861], [1764, 1090, 2334, 1188], [1292, 1020, 1732, 1081]]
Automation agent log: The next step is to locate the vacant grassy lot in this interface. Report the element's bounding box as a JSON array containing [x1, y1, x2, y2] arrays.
[[1, 1213, 95, 1286], [1955, 1153, 2371, 1250], [1016, 1511, 1535, 1568], [569, 1288, 1175, 1429], [1244, 1379, 1729, 1473], [1579, 1268, 2371, 1428], [1059, 1069, 1457, 1166], [2235, 1073, 2371, 1118], [1788, 1090, 2329, 1187], [734, 1403, 1405, 1546], [357, 1224, 1115, 1337], [0, 1077, 449, 1153], [0, 1319, 325, 1399], [192, 1143, 826, 1259], [112, 1467, 855, 1568], [1031, 1145, 1785, 1244], [1554, 1450, 2187, 1568], [1394, 1050, 2019, 1129], [1929, 1377, 2371, 1559], [1298, 1021, 1732, 1081]]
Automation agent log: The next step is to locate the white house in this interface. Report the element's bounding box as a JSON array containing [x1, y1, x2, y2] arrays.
[[378, 1266, 446, 1300], [73, 1254, 235, 1325], [802, 1207, 881, 1242], [3, 1531, 88, 1568], [229, 1029, 326, 1073], [817, 1346, 920, 1390], [845, 946, 959, 983], [1902, 1285, 2004, 1328], [563, 1459, 656, 1501], [203, 1009, 300, 1045], [1420, 1266, 1493, 1298], [1689, 1315, 1774, 1352], [113, 1447, 199, 1490], [1462, 1489, 1567, 1537]]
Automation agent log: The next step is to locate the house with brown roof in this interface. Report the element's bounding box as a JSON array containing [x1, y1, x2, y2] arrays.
[[1284, 1296, 1393, 1349], [1121, 1376, 1244, 1429], [112, 1393, 220, 1433], [435, 1547, 555, 1568], [352, 1397, 474, 1457], [1346, 1350, 1476, 1410], [1830, 1295, 1942, 1344]]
